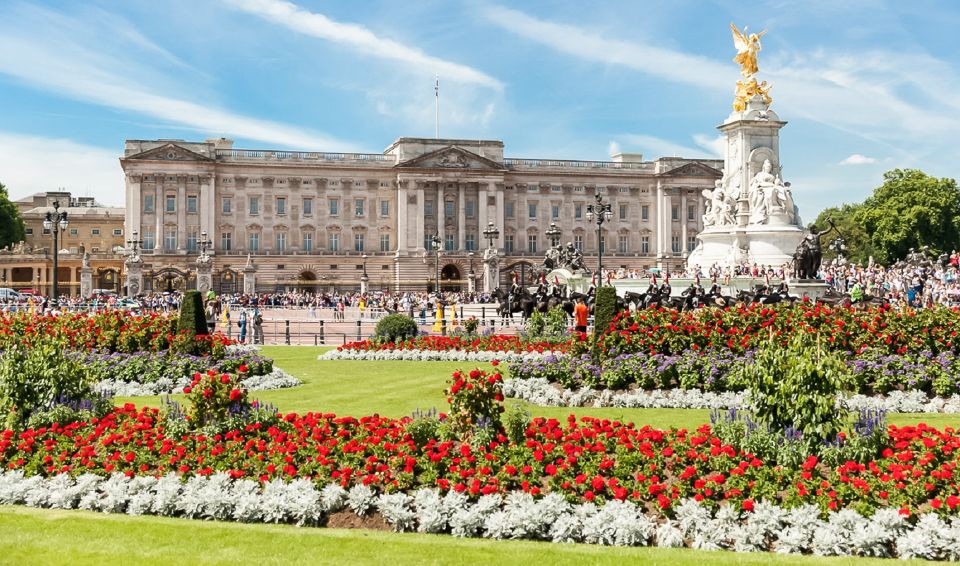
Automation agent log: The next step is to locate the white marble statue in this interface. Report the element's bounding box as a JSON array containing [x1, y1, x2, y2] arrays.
[[748, 159, 780, 224], [702, 179, 737, 228]]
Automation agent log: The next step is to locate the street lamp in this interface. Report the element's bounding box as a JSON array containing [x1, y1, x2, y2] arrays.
[[42, 200, 69, 305], [126, 229, 143, 255], [198, 231, 211, 257], [467, 252, 475, 293], [584, 190, 613, 285], [430, 233, 442, 294], [483, 221, 500, 249], [546, 222, 561, 249]]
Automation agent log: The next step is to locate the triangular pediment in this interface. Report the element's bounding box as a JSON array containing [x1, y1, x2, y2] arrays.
[[125, 143, 213, 162], [661, 161, 722, 178], [396, 146, 504, 170]]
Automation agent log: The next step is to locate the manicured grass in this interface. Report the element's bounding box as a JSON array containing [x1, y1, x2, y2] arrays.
[[0, 506, 929, 566], [115, 346, 960, 430]]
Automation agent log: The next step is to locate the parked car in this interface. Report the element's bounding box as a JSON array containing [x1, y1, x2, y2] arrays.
[[0, 288, 21, 300]]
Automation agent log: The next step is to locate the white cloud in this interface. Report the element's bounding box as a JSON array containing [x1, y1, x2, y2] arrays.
[[617, 134, 715, 160], [0, 4, 355, 150], [607, 140, 621, 157], [225, 0, 504, 91], [0, 132, 123, 207], [692, 134, 726, 159], [839, 153, 877, 165]]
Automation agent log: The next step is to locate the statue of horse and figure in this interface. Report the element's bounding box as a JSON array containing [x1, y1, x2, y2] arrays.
[[793, 221, 836, 279]]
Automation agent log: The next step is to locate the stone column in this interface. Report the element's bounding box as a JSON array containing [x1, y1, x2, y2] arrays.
[[126, 174, 142, 244], [436, 182, 445, 242], [494, 188, 504, 249], [655, 181, 665, 257], [396, 180, 408, 252], [457, 183, 466, 251], [415, 183, 425, 251], [478, 183, 489, 240], [155, 177, 163, 252], [200, 175, 214, 248], [680, 189, 688, 258], [177, 176, 187, 252]]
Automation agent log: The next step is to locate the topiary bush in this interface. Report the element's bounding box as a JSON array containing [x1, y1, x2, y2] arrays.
[[375, 313, 419, 342], [178, 290, 208, 336], [592, 286, 618, 338]]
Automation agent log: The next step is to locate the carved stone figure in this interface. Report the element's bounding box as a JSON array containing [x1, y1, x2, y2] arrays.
[[82, 252, 91, 269], [702, 179, 736, 227], [482, 246, 500, 293], [559, 242, 586, 272], [438, 153, 469, 168], [748, 159, 779, 224], [793, 222, 835, 279]]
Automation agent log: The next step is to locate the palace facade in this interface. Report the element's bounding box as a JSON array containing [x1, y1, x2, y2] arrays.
[[119, 137, 721, 293]]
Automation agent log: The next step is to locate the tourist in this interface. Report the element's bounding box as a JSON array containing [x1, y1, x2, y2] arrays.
[[574, 297, 589, 333], [252, 307, 264, 344], [238, 307, 248, 343]]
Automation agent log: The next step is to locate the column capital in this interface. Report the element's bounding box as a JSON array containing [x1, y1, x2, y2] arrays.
[[126, 173, 143, 182]]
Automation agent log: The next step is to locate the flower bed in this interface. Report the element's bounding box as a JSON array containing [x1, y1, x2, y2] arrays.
[[593, 303, 960, 358], [334, 335, 571, 355], [320, 349, 562, 363], [93, 368, 300, 397], [509, 347, 960, 398], [503, 377, 960, 413], [2, 471, 959, 558]]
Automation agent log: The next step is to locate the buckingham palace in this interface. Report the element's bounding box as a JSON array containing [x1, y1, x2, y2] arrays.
[[119, 136, 721, 294]]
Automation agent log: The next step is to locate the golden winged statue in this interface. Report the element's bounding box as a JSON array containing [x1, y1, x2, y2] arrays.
[[730, 23, 766, 78]]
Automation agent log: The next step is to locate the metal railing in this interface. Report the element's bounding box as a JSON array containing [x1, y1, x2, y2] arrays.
[[503, 158, 653, 170], [216, 149, 392, 163]]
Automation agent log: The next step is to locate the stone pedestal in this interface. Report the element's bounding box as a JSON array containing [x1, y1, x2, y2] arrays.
[[80, 266, 93, 298], [242, 255, 257, 295], [196, 260, 213, 294], [482, 257, 499, 293], [467, 271, 476, 293], [360, 274, 369, 295], [546, 268, 588, 296], [124, 260, 143, 298]]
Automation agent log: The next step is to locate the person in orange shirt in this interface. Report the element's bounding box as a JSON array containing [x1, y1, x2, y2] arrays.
[[574, 297, 589, 333]]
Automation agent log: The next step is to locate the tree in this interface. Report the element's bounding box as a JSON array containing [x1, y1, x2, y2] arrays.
[[812, 203, 876, 265], [855, 169, 960, 264], [178, 290, 208, 336], [0, 182, 26, 249]]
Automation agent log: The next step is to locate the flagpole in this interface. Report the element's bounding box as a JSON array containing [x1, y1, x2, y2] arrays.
[[434, 76, 440, 139]]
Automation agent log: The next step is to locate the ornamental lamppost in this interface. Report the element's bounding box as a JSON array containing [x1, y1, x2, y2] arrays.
[[43, 200, 69, 305], [467, 251, 475, 293], [126, 229, 143, 255], [585, 191, 613, 285], [546, 222, 561, 249], [430, 233, 442, 294], [483, 221, 500, 249]]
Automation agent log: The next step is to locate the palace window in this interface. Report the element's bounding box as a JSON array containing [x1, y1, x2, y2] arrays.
[[114, 228, 122, 236], [466, 199, 475, 219], [187, 195, 197, 213], [618, 235, 629, 253], [527, 234, 537, 254], [354, 233, 365, 252], [186, 231, 198, 252], [355, 199, 365, 217], [425, 200, 434, 215], [275, 232, 286, 252], [504, 235, 514, 253], [641, 236, 650, 254], [465, 234, 476, 251], [444, 201, 454, 218], [142, 230, 155, 250], [248, 233, 260, 252], [445, 233, 455, 251], [69, 228, 78, 236], [379, 234, 391, 252], [671, 234, 680, 254], [303, 198, 313, 216], [619, 204, 628, 220], [302, 233, 313, 252], [220, 232, 232, 251], [91, 228, 101, 236], [164, 230, 176, 251], [276, 197, 286, 216], [505, 202, 515, 219], [380, 199, 389, 217], [575, 203, 582, 219], [329, 198, 339, 216], [574, 235, 583, 251], [329, 233, 340, 252], [528, 203, 537, 219], [144, 195, 155, 213], [249, 197, 259, 215], [165, 196, 176, 213], [688, 205, 696, 221], [551, 204, 560, 220], [222, 197, 232, 214], [671, 205, 679, 221], [641, 205, 649, 221], [688, 234, 697, 252]]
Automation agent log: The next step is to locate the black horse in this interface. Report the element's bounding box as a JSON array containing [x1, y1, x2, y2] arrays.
[[491, 287, 536, 321]]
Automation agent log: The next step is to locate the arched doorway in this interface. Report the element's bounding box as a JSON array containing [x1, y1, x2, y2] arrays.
[[96, 268, 120, 293], [217, 269, 238, 294], [298, 270, 318, 293], [149, 267, 192, 292], [502, 261, 536, 289], [440, 264, 462, 292]]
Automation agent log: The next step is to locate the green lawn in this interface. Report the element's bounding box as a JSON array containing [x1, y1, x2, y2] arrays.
[[115, 345, 960, 430], [0, 506, 930, 566]]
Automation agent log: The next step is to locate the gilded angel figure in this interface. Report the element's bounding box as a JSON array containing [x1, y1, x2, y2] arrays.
[[730, 23, 766, 78]]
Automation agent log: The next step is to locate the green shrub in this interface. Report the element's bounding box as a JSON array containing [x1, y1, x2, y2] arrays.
[[592, 286, 618, 338], [26, 395, 113, 430], [0, 339, 95, 428], [178, 290, 208, 336], [183, 369, 249, 426], [375, 313, 419, 342], [545, 306, 568, 337], [525, 310, 546, 338], [741, 332, 852, 450]]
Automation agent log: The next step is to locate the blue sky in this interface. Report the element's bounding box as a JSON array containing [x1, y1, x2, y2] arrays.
[[0, 0, 958, 221]]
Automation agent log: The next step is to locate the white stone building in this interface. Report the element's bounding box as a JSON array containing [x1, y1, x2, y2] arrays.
[[119, 137, 721, 293]]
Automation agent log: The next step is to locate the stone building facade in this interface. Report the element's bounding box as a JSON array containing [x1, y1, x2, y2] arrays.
[[120, 137, 721, 293], [0, 192, 125, 294]]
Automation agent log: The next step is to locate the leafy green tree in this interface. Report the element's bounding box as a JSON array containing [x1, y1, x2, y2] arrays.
[[0, 182, 26, 249], [812, 203, 876, 264], [855, 169, 960, 263]]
